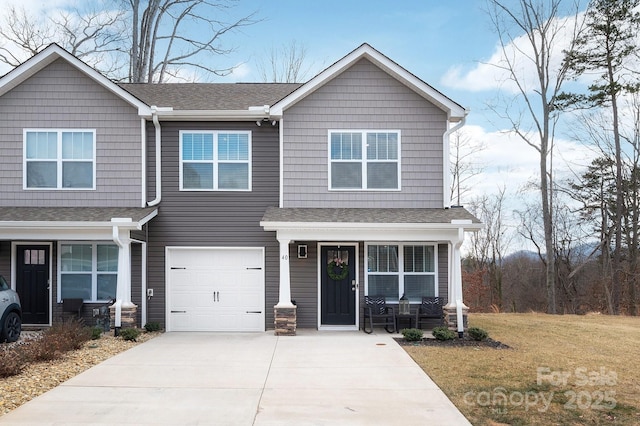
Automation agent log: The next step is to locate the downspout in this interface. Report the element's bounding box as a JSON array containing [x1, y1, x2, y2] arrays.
[[147, 106, 162, 207], [443, 113, 467, 209]]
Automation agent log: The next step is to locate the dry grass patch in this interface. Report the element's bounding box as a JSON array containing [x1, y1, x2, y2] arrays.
[[403, 313, 640, 425]]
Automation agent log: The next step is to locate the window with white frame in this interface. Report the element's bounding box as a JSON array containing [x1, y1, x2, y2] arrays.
[[366, 243, 436, 302], [24, 130, 95, 189], [59, 243, 118, 302], [180, 131, 251, 190], [329, 131, 400, 190]]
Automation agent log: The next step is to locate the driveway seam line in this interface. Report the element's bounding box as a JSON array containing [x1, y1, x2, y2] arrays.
[[253, 334, 278, 425]]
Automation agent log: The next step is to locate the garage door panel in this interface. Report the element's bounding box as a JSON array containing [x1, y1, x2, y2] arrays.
[[168, 247, 265, 332]]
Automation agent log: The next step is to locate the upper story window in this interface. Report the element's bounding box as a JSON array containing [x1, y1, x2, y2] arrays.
[[180, 131, 251, 191], [24, 130, 95, 189], [329, 130, 400, 190]]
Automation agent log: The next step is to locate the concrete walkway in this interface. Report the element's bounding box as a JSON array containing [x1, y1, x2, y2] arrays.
[[0, 331, 471, 425]]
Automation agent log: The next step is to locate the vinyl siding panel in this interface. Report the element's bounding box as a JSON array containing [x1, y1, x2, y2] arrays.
[[289, 243, 318, 328], [145, 122, 280, 329], [0, 59, 143, 207], [438, 243, 448, 304], [282, 58, 447, 208]]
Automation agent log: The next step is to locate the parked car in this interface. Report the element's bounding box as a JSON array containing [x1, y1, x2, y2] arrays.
[[0, 275, 21, 342]]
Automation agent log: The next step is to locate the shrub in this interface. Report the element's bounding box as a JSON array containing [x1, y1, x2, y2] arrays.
[[91, 326, 103, 340], [468, 327, 489, 341], [144, 322, 162, 332], [401, 328, 424, 341], [119, 328, 141, 341], [432, 326, 456, 341], [0, 346, 28, 378]]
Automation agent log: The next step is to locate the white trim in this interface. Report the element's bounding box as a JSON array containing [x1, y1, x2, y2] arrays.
[[165, 246, 266, 332], [10, 242, 53, 327], [364, 242, 438, 303], [23, 129, 97, 190], [270, 43, 466, 120], [140, 119, 147, 207], [178, 130, 252, 191], [327, 130, 401, 191], [279, 118, 284, 208], [0, 44, 152, 116], [317, 242, 359, 330]]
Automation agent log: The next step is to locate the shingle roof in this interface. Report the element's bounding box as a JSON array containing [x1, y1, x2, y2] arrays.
[[0, 207, 157, 223], [120, 83, 302, 111], [261, 207, 481, 224]]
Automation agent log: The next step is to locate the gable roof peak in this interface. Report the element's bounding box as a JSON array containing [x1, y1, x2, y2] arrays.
[[270, 43, 466, 121], [0, 43, 152, 116]]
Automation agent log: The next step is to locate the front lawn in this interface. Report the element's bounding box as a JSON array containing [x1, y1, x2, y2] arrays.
[[403, 313, 640, 425]]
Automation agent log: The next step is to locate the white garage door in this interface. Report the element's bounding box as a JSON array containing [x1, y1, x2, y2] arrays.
[[167, 247, 265, 332]]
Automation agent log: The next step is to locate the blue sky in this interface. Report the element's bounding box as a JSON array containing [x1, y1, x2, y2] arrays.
[[219, 0, 497, 128]]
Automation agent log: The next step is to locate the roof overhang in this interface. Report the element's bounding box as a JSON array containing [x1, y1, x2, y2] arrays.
[[151, 108, 271, 121], [0, 207, 157, 240], [260, 207, 482, 242], [270, 43, 467, 121], [0, 44, 152, 117]]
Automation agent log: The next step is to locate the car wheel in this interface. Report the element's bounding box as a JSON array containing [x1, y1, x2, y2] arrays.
[[1, 312, 21, 343]]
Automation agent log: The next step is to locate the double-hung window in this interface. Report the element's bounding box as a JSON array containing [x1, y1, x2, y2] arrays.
[[366, 243, 437, 302], [59, 243, 118, 302], [180, 131, 251, 191], [24, 130, 95, 189], [329, 130, 400, 190]]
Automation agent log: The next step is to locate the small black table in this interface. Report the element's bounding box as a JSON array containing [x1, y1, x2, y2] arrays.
[[395, 312, 415, 331]]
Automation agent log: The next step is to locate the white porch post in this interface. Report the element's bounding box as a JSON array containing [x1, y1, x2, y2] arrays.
[[445, 227, 468, 332], [276, 238, 294, 307], [111, 219, 137, 329]]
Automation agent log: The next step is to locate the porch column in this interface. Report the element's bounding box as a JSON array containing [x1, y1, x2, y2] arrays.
[[444, 227, 468, 333], [274, 237, 296, 335], [111, 221, 137, 329]]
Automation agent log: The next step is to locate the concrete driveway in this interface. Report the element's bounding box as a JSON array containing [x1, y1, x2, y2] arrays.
[[0, 331, 471, 425]]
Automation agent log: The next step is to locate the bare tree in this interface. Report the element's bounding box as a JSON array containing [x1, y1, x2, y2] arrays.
[[0, 5, 126, 78], [257, 40, 313, 83], [0, 1, 259, 82], [127, 0, 259, 83], [467, 187, 512, 310], [485, 0, 581, 314], [450, 129, 486, 206]]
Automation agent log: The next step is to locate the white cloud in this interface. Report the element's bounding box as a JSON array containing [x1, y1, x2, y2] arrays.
[[442, 12, 582, 95], [460, 124, 595, 200]]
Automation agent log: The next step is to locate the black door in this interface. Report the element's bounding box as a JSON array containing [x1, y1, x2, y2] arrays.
[[16, 245, 50, 324], [321, 246, 356, 325]]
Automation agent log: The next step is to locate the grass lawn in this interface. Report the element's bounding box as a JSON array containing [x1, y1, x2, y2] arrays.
[[403, 313, 640, 425]]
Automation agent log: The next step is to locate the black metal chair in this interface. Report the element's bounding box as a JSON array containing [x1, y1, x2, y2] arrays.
[[61, 298, 84, 323], [415, 296, 444, 329], [363, 295, 396, 334]]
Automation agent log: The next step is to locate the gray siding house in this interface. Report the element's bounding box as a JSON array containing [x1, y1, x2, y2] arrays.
[[0, 43, 480, 335]]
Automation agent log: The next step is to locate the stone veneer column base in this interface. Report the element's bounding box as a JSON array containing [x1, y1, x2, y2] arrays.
[[274, 305, 297, 336], [443, 305, 469, 332], [109, 305, 138, 329]]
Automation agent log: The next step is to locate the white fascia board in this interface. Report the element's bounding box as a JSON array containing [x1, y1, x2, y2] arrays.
[[152, 109, 270, 121], [0, 44, 152, 116], [260, 221, 482, 243], [270, 43, 466, 120]]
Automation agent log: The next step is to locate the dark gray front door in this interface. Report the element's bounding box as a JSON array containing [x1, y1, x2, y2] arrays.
[[16, 245, 50, 324], [321, 246, 356, 325]]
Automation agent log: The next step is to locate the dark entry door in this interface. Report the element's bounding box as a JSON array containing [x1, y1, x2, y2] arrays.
[[321, 245, 356, 325], [16, 245, 50, 324]]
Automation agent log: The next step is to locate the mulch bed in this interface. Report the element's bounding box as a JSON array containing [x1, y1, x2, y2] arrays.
[[395, 336, 511, 349]]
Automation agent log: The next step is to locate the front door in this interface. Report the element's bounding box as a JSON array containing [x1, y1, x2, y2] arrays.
[[321, 245, 356, 325], [16, 245, 50, 324]]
